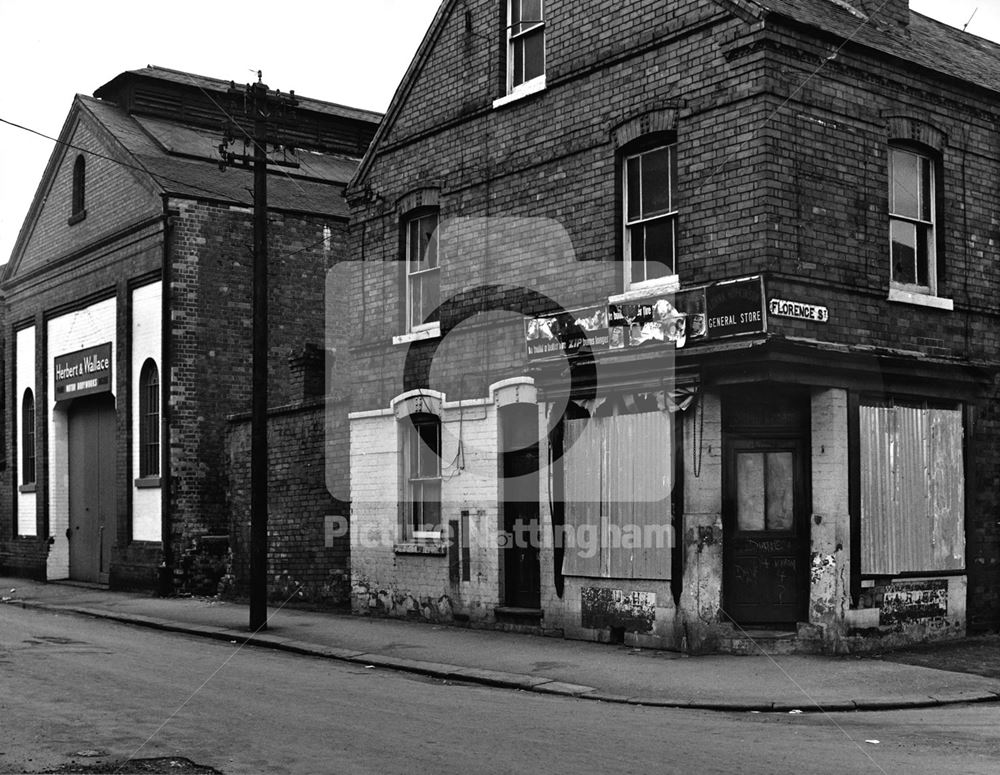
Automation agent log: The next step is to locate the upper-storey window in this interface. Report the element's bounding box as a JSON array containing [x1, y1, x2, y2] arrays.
[[70, 155, 86, 224], [507, 0, 545, 95], [889, 145, 938, 295], [623, 143, 678, 291], [404, 210, 441, 333]]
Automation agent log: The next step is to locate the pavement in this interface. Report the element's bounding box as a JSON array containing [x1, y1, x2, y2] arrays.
[[3, 577, 1000, 713]]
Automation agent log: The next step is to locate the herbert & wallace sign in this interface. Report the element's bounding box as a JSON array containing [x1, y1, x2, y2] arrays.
[[55, 343, 112, 400]]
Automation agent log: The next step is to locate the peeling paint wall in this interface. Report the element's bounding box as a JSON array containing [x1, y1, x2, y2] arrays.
[[679, 391, 724, 653], [809, 388, 850, 637], [562, 577, 676, 647], [844, 576, 966, 649]]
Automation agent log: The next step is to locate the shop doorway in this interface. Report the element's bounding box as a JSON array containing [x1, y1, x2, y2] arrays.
[[68, 393, 116, 583], [500, 404, 540, 609], [722, 388, 809, 627]]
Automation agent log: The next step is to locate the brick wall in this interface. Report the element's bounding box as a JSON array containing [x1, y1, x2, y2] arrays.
[[167, 199, 350, 594], [347, 1, 1000, 638], [227, 398, 349, 606], [0, 115, 163, 578]]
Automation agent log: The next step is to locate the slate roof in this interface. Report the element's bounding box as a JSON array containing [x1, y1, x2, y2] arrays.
[[756, 1, 1000, 93], [78, 88, 358, 216], [98, 65, 384, 126]]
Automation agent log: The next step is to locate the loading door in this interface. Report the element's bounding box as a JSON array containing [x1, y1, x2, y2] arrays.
[[68, 393, 117, 583]]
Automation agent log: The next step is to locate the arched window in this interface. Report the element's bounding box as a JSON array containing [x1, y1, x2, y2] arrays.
[[71, 155, 86, 219], [21, 388, 35, 485], [401, 412, 441, 540], [139, 359, 159, 477]]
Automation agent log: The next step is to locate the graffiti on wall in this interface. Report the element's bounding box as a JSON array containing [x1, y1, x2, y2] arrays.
[[878, 579, 948, 626], [580, 587, 656, 632]]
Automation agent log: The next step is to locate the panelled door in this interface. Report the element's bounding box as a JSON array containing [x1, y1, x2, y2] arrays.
[[500, 404, 541, 608], [68, 394, 116, 583], [723, 437, 808, 626]]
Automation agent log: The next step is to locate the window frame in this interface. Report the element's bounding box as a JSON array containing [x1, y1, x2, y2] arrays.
[[621, 141, 679, 293], [21, 388, 35, 486], [403, 210, 441, 335], [138, 359, 160, 479], [401, 412, 443, 541], [888, 144, 940, 297], [506, 0, 545, 96]]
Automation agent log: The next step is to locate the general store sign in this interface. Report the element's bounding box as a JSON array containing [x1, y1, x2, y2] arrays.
[[769, 298, 829, 323], [704, 276, 766, 338], [54, 343, 112, 400]]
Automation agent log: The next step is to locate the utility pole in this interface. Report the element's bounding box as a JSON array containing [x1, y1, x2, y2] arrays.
[[219, 72, 298, 631]]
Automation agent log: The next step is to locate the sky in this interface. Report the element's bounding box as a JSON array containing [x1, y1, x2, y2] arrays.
[[0, 0, 997, 266]]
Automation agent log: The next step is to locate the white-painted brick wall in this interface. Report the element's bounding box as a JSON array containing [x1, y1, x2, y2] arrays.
[[810, 388, 851, 629], [351, 381, 546, 620], [46, 297, 117, 579], [131, 281, 162, 542], [15, 326, 36, 536]]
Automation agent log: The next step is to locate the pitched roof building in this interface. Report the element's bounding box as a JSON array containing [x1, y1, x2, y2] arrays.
[[0, 66, 380, 599], [344, 0, 1000, 651]]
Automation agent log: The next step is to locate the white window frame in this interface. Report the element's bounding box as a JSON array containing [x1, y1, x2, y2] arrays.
[[402, 412, 443, 541], [889, 146, 939, 298], [404, 211, 441, 334], [622, 143, 679, 293], [506, 0, 545, 97]]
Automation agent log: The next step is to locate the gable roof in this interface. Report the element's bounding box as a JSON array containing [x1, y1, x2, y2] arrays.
[[351, 0, 1000, 190], [349, 0, 455, 190], [5, 67, 381, 281], [99, 65, 384, 127]]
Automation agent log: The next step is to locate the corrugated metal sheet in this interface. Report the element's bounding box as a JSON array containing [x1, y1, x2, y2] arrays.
[[860, 404, 965, 574], [563, 413, 672, 580]]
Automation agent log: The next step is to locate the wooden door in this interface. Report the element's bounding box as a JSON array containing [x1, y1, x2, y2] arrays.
[[501, 405, 540, 608], [69, 394, 116, 583], [723, 438, 807, 626]]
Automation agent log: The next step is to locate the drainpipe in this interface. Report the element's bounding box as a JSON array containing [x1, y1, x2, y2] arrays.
[[158, 196, 176, 596]]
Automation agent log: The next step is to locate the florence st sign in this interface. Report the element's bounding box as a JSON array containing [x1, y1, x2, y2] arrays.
[[54, 343, 112, 400]]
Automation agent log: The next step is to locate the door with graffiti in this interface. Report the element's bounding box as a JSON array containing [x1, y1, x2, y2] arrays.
[[723, 436, 808, 627]]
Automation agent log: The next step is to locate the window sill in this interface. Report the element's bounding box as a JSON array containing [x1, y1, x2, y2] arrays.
[[394, 541, 448, 556], [392, 323, 441, 345], [135, 476, 161, 489], [18, 483, 36, 494], [888, 287, 953, 311], [608, 275, 681, 304], [492, 75, 546, 109], [67, 209, 87, 226]]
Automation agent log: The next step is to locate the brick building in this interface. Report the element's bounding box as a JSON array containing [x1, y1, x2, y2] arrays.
[[343, 0, 1000, 652], [0, 66, 380, 599]]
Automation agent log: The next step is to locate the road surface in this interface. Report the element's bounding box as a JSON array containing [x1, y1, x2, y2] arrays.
[[2, 605, 998, 774]]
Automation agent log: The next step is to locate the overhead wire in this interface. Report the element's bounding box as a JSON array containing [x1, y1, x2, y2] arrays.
[[0, 113, 343, 265]]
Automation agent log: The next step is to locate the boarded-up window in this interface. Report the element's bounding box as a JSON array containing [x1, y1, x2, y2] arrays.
[[562, 412, 672, 579], [860, 402, 965, 574]]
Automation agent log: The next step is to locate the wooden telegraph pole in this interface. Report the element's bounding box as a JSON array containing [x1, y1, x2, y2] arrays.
[[219, 72, 298, 631]]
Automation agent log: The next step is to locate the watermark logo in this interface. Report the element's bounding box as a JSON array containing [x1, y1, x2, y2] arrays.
[[326, 216, 680, 541]]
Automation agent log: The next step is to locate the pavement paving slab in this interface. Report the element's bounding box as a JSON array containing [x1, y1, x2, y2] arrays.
[[3, 577, 1000, 713]]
